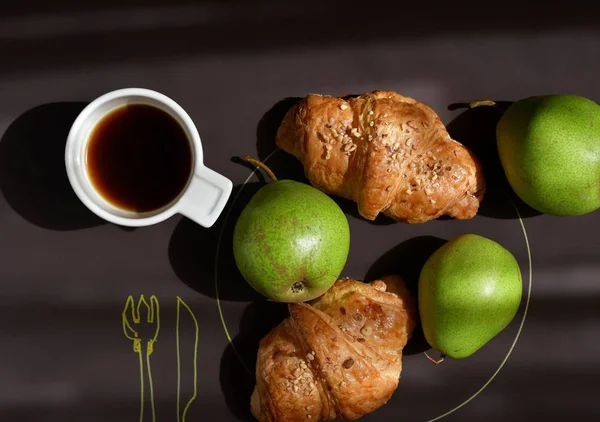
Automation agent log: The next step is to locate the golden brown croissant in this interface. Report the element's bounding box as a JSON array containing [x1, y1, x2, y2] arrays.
[[250, 276, 417, 422], [276, 90, 486, 224]]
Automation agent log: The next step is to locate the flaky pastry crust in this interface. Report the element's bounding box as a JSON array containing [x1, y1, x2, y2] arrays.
[[250, 276, 416, 421], [276, 90, 485, 223]]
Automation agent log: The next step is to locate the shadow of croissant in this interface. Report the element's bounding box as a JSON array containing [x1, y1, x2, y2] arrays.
[[365, 235, 448, 356], [445, 101, 542, 220], [219, 300, 289, 421]]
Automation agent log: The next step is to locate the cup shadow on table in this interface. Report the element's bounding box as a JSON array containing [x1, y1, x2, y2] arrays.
[[365, 235, 448, 356], [446, 101, 542, 220], [255, 96, 396, 226], [0, 102, 109, 230], [168, 179, 266, 302]]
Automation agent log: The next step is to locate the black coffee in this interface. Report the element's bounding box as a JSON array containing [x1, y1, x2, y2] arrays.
[[87, 104, 193, 213]]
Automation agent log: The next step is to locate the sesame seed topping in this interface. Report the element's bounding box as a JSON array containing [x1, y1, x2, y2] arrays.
[[406, 139, 412, 146], [430, 198, 436, 204], [340, 103, 348, 110], [383, 113, 388, 118], [387, 168, 392, 172], [368, 110, 374, 115], [385, 186, 391, 191], [369, 121, 374, 127], [405, 188, 412, 195]]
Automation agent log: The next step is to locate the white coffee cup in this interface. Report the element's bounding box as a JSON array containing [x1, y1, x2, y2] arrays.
[[65, 88, 233, 228]]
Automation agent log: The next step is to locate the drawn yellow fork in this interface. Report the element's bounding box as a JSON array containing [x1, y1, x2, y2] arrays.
[[122, 295, 160, 422]]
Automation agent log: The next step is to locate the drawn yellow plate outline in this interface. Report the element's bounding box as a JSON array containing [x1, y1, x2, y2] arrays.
[[214, 149, 533, 422]]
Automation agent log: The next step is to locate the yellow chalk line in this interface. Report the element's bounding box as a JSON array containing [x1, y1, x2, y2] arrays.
[[176, 297, 200, 422], [425, 200, 533, 422]]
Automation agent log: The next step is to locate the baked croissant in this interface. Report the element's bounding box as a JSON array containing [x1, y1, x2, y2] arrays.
[[250, 276, 417, 422], [276, 90, 486, 223]]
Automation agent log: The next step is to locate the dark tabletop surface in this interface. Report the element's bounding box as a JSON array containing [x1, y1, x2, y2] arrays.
[[1, 1, 599, 421]]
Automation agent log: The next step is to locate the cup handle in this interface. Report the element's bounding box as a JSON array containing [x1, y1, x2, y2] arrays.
[[177, 165, 233, 228]]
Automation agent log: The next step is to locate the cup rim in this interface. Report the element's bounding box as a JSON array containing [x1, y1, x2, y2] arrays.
[[65, 87, 203, 227]]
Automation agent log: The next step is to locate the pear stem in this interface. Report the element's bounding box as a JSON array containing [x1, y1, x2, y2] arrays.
[[241, 155, 278, 182], [424, 351, 446, 365], [468, 99, 506, 113]]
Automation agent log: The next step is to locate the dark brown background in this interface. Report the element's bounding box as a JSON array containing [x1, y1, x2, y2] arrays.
[[1, 1, 599, 421]]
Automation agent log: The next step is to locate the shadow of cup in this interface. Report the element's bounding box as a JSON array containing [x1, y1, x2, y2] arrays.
[[0, 102, 105, 230]]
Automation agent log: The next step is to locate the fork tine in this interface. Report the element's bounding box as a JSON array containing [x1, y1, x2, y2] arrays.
[[149, 295, 160, 342], [137, 295, 151, 323], [122, 295, 139, 340]]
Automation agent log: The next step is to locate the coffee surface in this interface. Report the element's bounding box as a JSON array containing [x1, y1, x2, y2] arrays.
[[87, 104, 193, 213]]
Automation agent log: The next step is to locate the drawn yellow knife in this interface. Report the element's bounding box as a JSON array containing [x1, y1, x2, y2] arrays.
[[176, 297, 199, 422]]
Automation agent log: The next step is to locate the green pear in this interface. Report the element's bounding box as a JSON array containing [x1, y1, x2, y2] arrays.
[[418, 234, 522, 359], [233, 158, 350, 303], [496, 94, 600, 216]]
